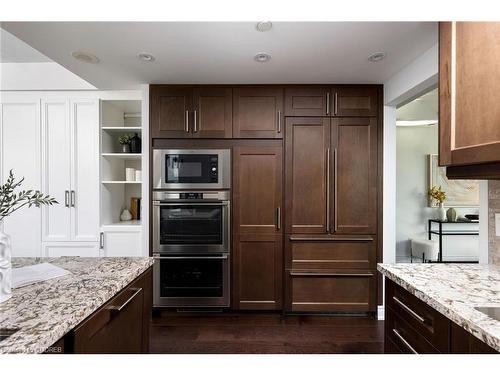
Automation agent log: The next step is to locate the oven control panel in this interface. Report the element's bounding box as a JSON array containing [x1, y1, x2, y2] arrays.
[[179, 192, 203, 200]]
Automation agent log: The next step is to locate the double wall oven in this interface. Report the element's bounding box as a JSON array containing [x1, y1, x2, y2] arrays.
[[152, 149, 231, 308]]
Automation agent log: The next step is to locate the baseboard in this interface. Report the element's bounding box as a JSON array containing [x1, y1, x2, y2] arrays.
[[377, 305, 385, 320]]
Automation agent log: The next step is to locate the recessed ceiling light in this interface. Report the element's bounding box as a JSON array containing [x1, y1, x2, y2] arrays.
[[254, 53, 271, 63], [256, 21, 273, 32], [368, 52, 387, 62], [71, 51, 99, 64], [137, 52, 155, 62]]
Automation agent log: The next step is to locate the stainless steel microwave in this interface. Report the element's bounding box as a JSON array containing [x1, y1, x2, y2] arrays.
[[153, 149, 230, 190]]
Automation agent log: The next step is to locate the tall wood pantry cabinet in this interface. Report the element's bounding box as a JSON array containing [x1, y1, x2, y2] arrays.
[[439, 22, 500, 179]]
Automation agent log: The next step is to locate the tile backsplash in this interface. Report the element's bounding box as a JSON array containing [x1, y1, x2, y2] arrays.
[[488, 180, 500, 265]]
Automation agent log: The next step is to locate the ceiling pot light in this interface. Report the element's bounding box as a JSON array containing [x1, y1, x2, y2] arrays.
[[254, 53, 271, 63], [137, 52, 155, 62], [368, 52, 387, 62], [71, 51, 99, 64], [256, 21, 273, 32]]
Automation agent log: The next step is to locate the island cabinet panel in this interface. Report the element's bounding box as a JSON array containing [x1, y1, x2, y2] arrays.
[[192, 87, 232, 138], [150, 86, 192, 138], [331, 117, 378, 234], [439, 22, 500, 169], [285, 117, 330, 234], [284, 87, 329, 117], [71, 268, 152, 353], [233, 87, 284, 138], [384, 279, 498, 354], [232, 145, 283, 310]]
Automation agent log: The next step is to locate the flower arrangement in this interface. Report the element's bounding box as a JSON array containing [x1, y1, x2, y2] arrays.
[[0, 170, 57, 220], [428, 185, 446, 205]]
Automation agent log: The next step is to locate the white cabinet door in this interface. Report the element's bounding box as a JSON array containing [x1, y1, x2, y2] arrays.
[[102, 229, 142, 256], [0, 100, 42, 257], [43, 242, 100, 257], [70, 99, 99, 242], [41, 99, 72, 242]]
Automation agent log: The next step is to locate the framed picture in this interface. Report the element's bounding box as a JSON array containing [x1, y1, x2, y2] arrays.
[[428, 154, 480, 207]]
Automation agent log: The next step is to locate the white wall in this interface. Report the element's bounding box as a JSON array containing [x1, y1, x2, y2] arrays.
[[0, 62, 96, 91], [396, 125, 479, 262]]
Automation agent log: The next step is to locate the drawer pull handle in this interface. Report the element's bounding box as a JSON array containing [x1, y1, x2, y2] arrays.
[[107, 287, 142, 316], [290, 272, 373, 277], [289, 236, 374, 242], [392, 328, 418, 354], [393, 296, 428, 325]]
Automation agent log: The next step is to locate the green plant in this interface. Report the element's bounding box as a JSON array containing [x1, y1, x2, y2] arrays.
[[0, 170, 58, 221], [118, 134, 133, 145], [429, 185, 446, 205]]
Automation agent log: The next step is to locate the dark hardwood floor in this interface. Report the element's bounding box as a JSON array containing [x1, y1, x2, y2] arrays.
[[150, 312, 384, 354]]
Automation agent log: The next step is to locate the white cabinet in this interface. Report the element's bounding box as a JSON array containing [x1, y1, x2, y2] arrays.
[[100, 227, 142, 257], [41, 99, 99, 243], [43, 242, 100, 257], [0, 100, 42, 257]]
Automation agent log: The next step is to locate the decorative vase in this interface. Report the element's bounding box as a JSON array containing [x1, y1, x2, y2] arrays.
[[130, 133, 142, 154], [120, 209, 132, 221], [446, 207, 457, 222], [0, 227, 12, 304], [437, 202, 447, 222], [121, 144, 131, 153]]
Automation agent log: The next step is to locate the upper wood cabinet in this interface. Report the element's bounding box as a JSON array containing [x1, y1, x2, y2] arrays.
[[285, 87, 329, 116], [232, 145, 283, 310], [439, 22, 500, 168], [284, 86, 379, 117], [233, 87, 284, 138], [192, 87, 232, 138], [150, 86, 232, 138], [331, 117, 378, 234], [150, 86, 192, 138], [285, 117, 330, 234]]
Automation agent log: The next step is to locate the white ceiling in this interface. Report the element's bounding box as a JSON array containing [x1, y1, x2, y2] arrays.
[[397, 87, 438, 122], [1, 22, 438, 89], [0, 28, 51, 63]]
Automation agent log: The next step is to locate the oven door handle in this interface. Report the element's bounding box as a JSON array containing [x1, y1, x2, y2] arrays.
[[153, 255, 229, 260], [153, 202, 229, 206]]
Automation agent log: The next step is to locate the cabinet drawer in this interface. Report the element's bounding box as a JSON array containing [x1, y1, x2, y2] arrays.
[[287, 270, 376, 312], [386, 307, 440, 354], [287, 236, 375, 269], [386, 279, 450, 352], [72, 269, 151, 353]]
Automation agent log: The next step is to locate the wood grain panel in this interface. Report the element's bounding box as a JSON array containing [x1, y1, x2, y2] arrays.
[[150, 86, 192, 138], [332, 117, 377, 234], [285, 117, 330, 234], [233, 87, 283, 138], [333, 87, 378, 117], [193, 87, 232, 138], [285, 87, 329, 116]]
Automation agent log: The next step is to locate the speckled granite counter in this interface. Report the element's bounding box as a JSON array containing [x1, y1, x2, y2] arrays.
[[0, 257, 154, 354], [378, 263, 500, 352]]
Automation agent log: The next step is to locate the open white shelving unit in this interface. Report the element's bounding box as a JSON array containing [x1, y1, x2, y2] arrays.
[[100, 100, 143, 228]]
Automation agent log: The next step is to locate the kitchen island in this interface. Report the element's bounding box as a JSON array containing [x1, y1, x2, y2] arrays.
[[0, 257, 153, 354], [378, 263, 500, 353]]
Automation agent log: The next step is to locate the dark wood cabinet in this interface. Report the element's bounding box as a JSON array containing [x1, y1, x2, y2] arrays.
[[71, 268, 152, 353], [192, 87, 232, 138], [385, 278, 498, 354], [232, 145, 283, 310], [150, 86, 192, 138], [440, 22, 500, 175], [331, 117, 378, 234], [284, 87, 329, 116], [333, 86, 378, 117], [233, 87, 284, 138], [285, 117, 330, 234]]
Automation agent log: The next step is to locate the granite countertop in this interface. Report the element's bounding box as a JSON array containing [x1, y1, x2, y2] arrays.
[[378, 263, 500, 352], [0, 257, 154, 354]]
